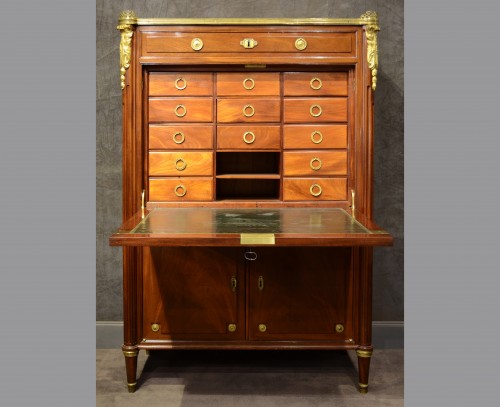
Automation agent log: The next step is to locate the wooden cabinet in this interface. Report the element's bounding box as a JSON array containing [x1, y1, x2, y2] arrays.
[[111, 10, 392, 394]]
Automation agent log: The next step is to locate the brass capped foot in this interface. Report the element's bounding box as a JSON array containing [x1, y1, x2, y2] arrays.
[[127, 382, 137, 393], [358, 383, 369, 394]]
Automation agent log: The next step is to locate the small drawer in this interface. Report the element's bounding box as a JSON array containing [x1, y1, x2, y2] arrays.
[[149, 177, 213, 201], [217, 125, 280, 150], [217, 73, 280, 96], [149, 125, 213, 150], [283, 151, 347, 176], [284, 98, 347, 123], [284, 72, 348, 96], [217, 98, 280, 123], [149, 73, 213, 96], [149, 98, 213, 123], [283, 125, 347, 149], [149, 151, 213, 176], [283, 178, 347, 201]]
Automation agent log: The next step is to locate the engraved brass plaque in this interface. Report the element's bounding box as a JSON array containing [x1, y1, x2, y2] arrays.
[[240, 233, 275, 245]]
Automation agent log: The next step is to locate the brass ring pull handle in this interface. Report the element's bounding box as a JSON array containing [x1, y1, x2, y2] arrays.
[[295, 37, 307, 50], [243, 104, 255, 118], [310, 104, 322, 117], [310, 77, 323, 90], [244, 251, 257, 261], [310, 130, 323, 144], [258, 324, 267, 333], [174, 184, 187, 197], [191, 38, 204, 51], [243, 77, 255, 90], [310, 157, 322, 171], [172, 131, 185, 144], [175, 77, 187, 90], [174, 104, 187, 117], [151, 323, 160, 332], [175, 158, 187, 171], [228, 323, 237, 332], [243, 131, 256, 144], [310, 183, 323, 197]]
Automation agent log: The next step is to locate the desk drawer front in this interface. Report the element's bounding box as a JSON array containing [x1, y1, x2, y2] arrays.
[[149, 98, 213, 123], [283, 151, 347, 176], [149, 151, 213, 176], [283, 177, 347, 201], [284, 72, 348, 96], [283, 124, 347, 149], [217, 73, 280, 96], [217, 98, 281, 123], [217, 125, 280, 150], [149, 177, 213, 201], [149, 125, 213, 150], [284, 98, 348, 123], [149, 73, 214, 96]]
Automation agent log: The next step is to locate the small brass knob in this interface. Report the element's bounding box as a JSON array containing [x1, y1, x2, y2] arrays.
[[175, 77, 187, 90], [174, 184, 187, 197], [228, 323, 237, 333], [174, 104, 187, 118], [295, 38, 307, 51], [243, 104, 255, 118], [335, 323, 344, 333], [191, 38, 204, 51], [310, 130, 323, 144], [258, 324, 267, 333], [243, 131, 256, 144], [151, 323, 160, 332], [310, 104, 322, 117], [172, 131, 185, 144]]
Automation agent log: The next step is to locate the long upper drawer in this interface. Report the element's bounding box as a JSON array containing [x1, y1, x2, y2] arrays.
[[143, 32, 355, 55]]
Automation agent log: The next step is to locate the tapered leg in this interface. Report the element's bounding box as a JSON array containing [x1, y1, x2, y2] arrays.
[[356, 347, 373, 393], [123, 348, 139, 393]]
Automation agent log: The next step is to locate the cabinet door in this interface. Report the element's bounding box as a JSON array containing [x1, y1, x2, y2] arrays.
[[143, 247, 245, 340], [248, 247, 353, 341]]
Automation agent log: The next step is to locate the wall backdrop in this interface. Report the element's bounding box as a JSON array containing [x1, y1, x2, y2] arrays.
[[96, 0, 404, 322]]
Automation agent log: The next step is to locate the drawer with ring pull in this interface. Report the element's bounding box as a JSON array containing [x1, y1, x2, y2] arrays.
[[217, 98, 280, 123], [283, 151, 347, 176], [149, 97, 213, 123], [217, 73, 280, 96], [284, 72, 348, 96], [149, 177, 213, 201], [217, 125, 280, 150], [149, 151, 213, 176], [283, 177, 347, 201], [149, 73, 213, 96], [283, 97, 347, 123], [149, 125, 213, 150], [283, 124, 347, 149]]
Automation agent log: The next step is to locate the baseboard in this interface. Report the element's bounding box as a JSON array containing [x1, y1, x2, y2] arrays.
[[97, 321, 403, 349]]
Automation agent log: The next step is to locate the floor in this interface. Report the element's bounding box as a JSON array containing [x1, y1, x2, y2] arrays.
[[97, 348, 403, 406]]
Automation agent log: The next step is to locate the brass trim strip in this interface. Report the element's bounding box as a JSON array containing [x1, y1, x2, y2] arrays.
[[356, 349, 373, 358], [134, 17, 376, 26], [359, 383, 369, 388], [122, 350, 138, 358], [240, 233, 275, 245]]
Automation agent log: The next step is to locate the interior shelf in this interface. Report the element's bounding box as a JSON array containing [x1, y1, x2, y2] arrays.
[[216, 174, 281, 179]]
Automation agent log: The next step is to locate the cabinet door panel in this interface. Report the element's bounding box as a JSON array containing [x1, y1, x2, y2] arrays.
[[143, 247, 245, 340], [248, 247, 353, 341]]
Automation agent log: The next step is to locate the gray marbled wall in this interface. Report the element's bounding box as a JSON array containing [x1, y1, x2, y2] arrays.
[[96, 0, 404, 321]]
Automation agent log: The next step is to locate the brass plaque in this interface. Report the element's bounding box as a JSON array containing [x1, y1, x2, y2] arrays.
[[240, 233, 275, 245]]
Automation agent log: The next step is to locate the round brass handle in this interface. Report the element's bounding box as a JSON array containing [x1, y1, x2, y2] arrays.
[[175, 158, 187, 171], [174, 184, 187, 197], [243, 77, 255, 90], [310, 77, 323, 90], [310, 104, 322, 117], [228, 323, 237, 333], [243, 104, 255, 118], [175, 77, 187, 90], [174, 104, 187, 118], [172, 131, 185, 144], [258, 324, 267, 333], [311, 130, 323, 144], [151, 323, 160, 332], [310, 183, 323, 197], [295, 37, 307, 51], [310, 157, 322, 171], [243, 131, 256, 144], [191, 38, 203, 51], [335, 323, 344, 333]]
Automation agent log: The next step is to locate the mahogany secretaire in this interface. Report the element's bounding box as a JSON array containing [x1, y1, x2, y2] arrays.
[[109, 10, 393, 394]]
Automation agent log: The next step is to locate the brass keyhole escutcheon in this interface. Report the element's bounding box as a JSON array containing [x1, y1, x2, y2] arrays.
[[310, 77, 323, 90], [174, 104, 187, 118], [240, 38, 258, 49], [174, 184, 187, 197], [310, 157, 322, 171], [231, 276, 237, 292], [310, 183, 322, 197], [310, 104, 322, 117], [295, 37, 307, 51], [228, 323, 237, 333], [191, 38, 204, 51], [175, 77, 187, 90], [172, 131, 185, 144], [258, 276, 264, 290], [310, 130, 323, 144], [335, 324, 344, 333], [243, 131, 256, 144], [243, 104, 255, 118], [175, 158, 187, 171], [258, 324, 267, 333], [151, 323, 160, 332], [243, 78, 255, 90]]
